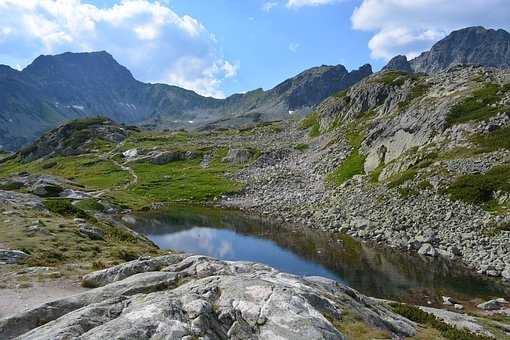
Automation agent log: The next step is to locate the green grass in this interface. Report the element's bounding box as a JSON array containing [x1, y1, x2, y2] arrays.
[[293, 143, 309, 152], [390, 303, 492, 340], [327, 149, 366, 185], [446, 165, 510, 207], [66, 117, 111, 130], [399, 81, 431, 110], [377, 71, 412, 86], [327, 130, 366, 186], [0, 181, 24, 190], [388, 169, 418, 188], [300, 111, 321, 137], [74, 198, 106, 212], [473, 125, 510, 152], [114, 148, 244, 209], [446, 83, 510, 126]]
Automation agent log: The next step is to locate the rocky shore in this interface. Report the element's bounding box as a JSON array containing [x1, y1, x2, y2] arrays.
[[220, 126, 510, 283]]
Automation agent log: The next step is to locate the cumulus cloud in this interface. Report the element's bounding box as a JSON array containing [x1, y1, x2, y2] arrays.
[[0, 0, 236, 97], [287, 0, 337, 8], [351, 0, 510, 60]]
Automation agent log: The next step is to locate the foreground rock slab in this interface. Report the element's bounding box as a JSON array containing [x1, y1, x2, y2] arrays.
[[0, 254, 416, 339]]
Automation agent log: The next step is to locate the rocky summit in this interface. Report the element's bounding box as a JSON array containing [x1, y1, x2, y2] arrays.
[[384, 26, 510, 74]]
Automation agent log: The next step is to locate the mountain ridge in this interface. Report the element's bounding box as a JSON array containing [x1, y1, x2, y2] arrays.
[[384, 26, 510, 73], [0, 51, 371, 150]]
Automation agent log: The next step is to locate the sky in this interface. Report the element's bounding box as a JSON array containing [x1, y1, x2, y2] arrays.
[[0, 0, 509, 98]]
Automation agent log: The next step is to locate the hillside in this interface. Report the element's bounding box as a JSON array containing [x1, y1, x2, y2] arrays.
[[0, 52, 371, 151]]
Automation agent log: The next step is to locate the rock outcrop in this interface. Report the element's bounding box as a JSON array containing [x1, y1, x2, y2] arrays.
[[383, 26, 510, 74], [0, 254, 416, 339]]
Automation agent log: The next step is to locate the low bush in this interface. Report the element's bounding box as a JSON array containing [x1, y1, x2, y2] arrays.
[[43, 198, 89, 219], [446, 83, 510, 126], [446, 165, 510, 205]]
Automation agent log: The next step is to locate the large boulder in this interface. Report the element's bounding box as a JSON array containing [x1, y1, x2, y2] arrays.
[[0, 254, 416, 339]]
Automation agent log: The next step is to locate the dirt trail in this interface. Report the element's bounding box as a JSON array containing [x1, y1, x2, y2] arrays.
[[0, 280, 87, 319]]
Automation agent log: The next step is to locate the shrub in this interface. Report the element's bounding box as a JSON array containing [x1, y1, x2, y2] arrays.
[[0, 181, 24, 191], [43, 198, 89, 219], [473, 125, 510, 152], [446, 83, 510, 126], [446, 165, 510, 205]]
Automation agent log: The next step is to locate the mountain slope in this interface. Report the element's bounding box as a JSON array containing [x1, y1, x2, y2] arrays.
[[383, 26, 510, 74], [0, 52, 371, 151]]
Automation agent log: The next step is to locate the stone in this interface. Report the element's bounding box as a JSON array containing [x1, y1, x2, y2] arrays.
[[442, 296, 457, 306], [122, 148, 138, 160], [78, 224, 105, 240], [454, 304, 464, 310], [0, 254, 417, 339], [0, 249, 29, 264], [59, 189, 90, 200], [30, 183, 63, 198], [477, 298, 509, 311], [502, 267, 510, 282], [419, 306, 492, 336], [418, 243, 437, 257], [150, 151, 186, 165], [222, 148, 253, 164]]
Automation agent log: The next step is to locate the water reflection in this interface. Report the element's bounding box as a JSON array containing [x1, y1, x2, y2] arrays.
[[131, 206, 510, 304]]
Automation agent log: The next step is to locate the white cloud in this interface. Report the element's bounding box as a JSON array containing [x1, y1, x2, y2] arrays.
[[0, 0, 235, 98], [287, 0, 337, 8], [262, 1, 278, 11], [289, 42, 300, 53], [351, 0, 510, 60]]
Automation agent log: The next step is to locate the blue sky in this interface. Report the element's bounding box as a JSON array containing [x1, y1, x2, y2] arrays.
[[0, 0, 509, 98]]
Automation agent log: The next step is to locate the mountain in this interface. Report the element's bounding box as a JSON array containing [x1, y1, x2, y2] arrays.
[[0, 52, 371, 151], [383, 26, 510, 74]]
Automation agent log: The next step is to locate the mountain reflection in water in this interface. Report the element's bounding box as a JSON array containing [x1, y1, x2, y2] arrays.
[[131, 206, 509, 304]]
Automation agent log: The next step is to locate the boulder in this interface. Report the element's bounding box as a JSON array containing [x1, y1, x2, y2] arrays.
[[30, 183, 64, 197], [418, 243, 437, 257], [0, 249, 29, 264], [222, 148, 253, 164], [122, 148, 138, 160], [78, 224, 105, 240], [0, 254, 417, 339], [477, 298, 509, 311]]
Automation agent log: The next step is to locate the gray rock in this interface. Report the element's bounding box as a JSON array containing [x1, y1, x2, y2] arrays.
[[0, 249, 29, 264], [418, 243, 437, 257], [477, 298, 509, 311], [149, 151, 187, 165], [30, 183, 63, 197], [382, 55, 413, 73], [419, 306, 492, 336], [222, 148, 254, 164], [0, 254, 417, 339], [502, 267, 510, 282], [78, 224, 104, 240]]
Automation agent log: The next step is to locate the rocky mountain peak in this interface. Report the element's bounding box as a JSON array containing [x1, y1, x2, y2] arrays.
[[22, 51, 136, 85], [408, 26, 510, 73], [382, 55, 412, 73]]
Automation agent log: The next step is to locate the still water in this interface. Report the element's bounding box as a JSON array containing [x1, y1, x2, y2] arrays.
[[131, 206, 509, 305]]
